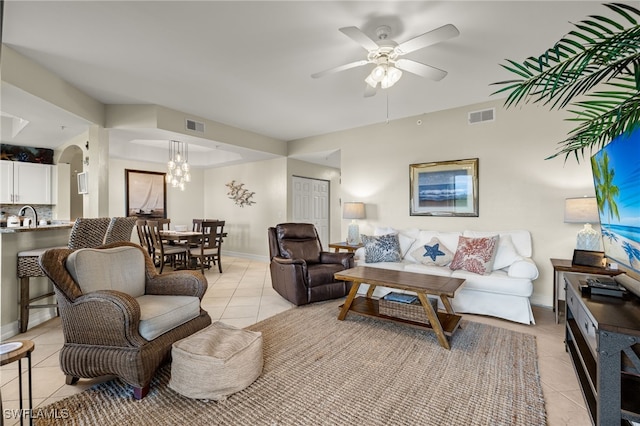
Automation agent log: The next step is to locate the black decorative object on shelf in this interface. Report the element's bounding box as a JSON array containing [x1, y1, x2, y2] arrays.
[[0, 144, 54, 164]]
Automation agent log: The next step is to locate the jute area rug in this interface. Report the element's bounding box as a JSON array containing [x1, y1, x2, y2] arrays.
[[36, 301, 546, 425]]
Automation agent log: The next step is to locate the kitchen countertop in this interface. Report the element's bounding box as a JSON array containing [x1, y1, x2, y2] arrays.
[[0, 222, 74, 234]]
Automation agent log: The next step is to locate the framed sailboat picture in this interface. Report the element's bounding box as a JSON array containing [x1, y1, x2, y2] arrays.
[[125, 169, 167, 219]]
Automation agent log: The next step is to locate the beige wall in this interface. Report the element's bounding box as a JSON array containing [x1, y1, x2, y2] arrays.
[[288, 99, 597, 308], [203, 158, 288, 259], [286, 158, 342, 246], [108, 157, 205, 228]]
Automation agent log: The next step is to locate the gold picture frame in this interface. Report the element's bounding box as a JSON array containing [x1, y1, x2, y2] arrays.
[[409, 158, 479, 216]]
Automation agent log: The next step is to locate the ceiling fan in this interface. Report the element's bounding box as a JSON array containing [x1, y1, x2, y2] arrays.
[[312, 24, 459, 96]]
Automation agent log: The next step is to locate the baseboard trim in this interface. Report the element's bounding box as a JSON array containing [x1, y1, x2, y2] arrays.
[[1, 308, 58, 340]]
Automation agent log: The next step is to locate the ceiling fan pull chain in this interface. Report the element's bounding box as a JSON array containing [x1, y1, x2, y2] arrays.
[[386, 92, 390, 124]]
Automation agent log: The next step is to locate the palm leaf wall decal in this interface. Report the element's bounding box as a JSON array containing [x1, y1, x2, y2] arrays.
[[492, 2, 640, 161]]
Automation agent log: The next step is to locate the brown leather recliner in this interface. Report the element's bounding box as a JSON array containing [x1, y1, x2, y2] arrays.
[[268, 223, 354, 305]]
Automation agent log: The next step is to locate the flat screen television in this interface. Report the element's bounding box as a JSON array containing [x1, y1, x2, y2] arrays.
[[590, 125, 640, 297]]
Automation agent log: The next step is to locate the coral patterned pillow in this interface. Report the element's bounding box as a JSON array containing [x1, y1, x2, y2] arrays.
[[449, 235, 499, 275], [361, 234, 402, 263]]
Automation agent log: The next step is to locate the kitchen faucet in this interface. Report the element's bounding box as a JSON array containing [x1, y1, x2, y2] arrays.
[[18, 205, 38, 228]]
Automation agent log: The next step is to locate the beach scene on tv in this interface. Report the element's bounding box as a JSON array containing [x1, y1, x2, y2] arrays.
[[591, 126, 640, 274]]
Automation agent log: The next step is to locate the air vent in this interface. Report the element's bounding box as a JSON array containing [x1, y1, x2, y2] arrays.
[[186, 119, 205, 133], [468, 108, 495, 125]]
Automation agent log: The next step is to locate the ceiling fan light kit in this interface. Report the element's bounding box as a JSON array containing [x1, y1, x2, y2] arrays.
[[312, 23, 459, 95]]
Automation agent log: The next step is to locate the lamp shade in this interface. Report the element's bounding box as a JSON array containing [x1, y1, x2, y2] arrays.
[[564, 197, 599, 224], [343, 202, 365, 220]]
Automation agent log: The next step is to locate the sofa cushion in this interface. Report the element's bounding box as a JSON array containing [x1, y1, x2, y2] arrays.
[[450, 235, 499, 275], [410, 237, 454, 266], [361, 234, 402, 263], [463, 230, 532, 258], [450, 269, 533, 297], [66, 246, 146, 297], [493, 234, 523, 270], [137, 294, 201, 341], [404, 263, 454, 277], [356, 259, 407, 271]]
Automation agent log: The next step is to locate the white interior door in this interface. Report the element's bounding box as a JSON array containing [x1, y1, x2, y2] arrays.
[[292, 176, 330, 248]]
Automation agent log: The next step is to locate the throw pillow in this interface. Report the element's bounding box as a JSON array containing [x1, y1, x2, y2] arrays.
[[361, 233, 402, 263], [410, 237, 454, 266], [449, 235, 499, 275], [373, 227, 416, 258]]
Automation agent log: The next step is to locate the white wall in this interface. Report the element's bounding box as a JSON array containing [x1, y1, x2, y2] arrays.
[[288, 99, 597, 308]]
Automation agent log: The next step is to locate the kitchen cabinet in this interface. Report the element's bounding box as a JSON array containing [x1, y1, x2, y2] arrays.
[[0, 161, 52, 204]]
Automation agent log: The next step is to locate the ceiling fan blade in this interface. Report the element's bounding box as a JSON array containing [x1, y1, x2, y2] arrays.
[[394, 24, 460, 55], [364, 84, 377, 98], [311, 60, 369, 79], [395, 59, 448, 81], [339, 26, 380, 51]]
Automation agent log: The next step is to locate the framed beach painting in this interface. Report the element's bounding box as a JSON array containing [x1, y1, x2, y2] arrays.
[[409, 158, 479, 216], [125, 169, 167, 219]]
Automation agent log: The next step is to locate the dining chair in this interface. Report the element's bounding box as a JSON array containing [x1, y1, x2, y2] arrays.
[[189, 220, 225, 274], [192, 219, 219, 233], [192, 219, 203, 233], [147, 220, 188, 273], [156, 218, 171, 231], [135, 219, 153, 257]]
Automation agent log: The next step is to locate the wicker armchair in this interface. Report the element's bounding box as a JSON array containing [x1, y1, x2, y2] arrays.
[[38, 242, 212, 399], [104, 216, 138, 244]]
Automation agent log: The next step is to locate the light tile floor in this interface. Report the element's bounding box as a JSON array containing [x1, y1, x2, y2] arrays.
[[1, 256, 591, 425]]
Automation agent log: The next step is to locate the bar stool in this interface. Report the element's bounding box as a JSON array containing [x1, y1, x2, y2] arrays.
[[17, 248, 61, 334], [1, 340, 35, 426]]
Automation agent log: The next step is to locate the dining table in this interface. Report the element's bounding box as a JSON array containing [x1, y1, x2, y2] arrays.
[[158, 230, 203, 245], [158, 229, 228, 270]]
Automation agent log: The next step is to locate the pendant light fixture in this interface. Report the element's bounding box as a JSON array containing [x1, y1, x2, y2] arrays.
[[166, 140, 191, 191]]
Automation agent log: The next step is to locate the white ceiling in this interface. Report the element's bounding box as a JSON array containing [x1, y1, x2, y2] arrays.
[[1, 1, 629, 168]]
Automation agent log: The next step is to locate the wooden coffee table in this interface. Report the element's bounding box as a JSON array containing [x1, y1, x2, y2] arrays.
[[335, 266, 465, 349]]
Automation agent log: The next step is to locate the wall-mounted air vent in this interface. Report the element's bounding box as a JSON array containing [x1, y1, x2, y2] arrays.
[[186, 119, 205, 133], [468, 108, 495, 125]]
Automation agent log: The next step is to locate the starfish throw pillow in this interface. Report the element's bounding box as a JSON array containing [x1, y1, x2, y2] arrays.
[[410, 237, 454, 266]]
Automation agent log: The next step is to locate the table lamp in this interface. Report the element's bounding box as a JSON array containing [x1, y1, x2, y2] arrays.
[[343, 202, 365, 245], [564, 197, 600, 251]]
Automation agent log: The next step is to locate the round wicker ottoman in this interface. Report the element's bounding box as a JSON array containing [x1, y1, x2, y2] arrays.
[[169, 321, 263, 400]]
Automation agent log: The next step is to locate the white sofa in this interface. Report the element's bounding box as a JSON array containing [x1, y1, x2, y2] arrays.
[[354, 228, 539, 325]]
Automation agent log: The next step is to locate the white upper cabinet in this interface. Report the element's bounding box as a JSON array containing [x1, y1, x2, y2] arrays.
[[0, 160, 52, 204]]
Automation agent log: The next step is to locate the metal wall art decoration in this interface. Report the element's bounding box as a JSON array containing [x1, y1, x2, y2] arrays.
[[226, 180, 256, 207], [409, 158, 479, 216]]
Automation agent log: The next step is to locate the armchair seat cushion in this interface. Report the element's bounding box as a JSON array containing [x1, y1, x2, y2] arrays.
[[307, 263, 348, 288], [137, 295, 201, 341]]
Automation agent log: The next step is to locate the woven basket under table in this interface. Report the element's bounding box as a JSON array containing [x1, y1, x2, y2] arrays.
[[378, 293, 439, 325]]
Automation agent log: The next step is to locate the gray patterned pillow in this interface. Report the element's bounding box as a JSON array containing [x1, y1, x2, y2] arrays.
[[361, 234, 402, 263]]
